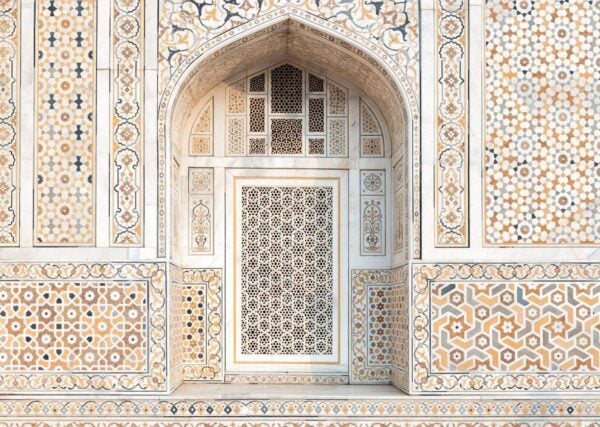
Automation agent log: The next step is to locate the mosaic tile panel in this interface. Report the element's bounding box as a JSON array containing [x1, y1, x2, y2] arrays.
[[435, 0, 468, 247], [0, 262, 166, 392], [412, 263, 600, 393], [158, 12, 421, 258], [360, 170, 385, 256], [0, 1, 18, 246], [432, 281, 599, 374], [171, 267, 223, 381], [110, 0, 144, 246], [390, 265, 409, 392], [0, 396, 597, 419], [484, 0, 599, 245], [351, 270, 392, 383], [0, 280, 147, 372], [189, 168, 213, 254], [35, 0, 96, 246]]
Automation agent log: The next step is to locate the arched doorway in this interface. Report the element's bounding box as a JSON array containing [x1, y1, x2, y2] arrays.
[[165, 16, 412, 384]]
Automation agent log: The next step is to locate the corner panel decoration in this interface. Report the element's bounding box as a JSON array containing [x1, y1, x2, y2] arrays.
[[226, 170, 348, 375], [360, 100, 384, 157], [225, 63, 348, 157], [189, 98, 213, 156], [0, 263, 167, 392], [360, 170, 385, 256], [412, 263, 600, 393], [0, 1, 18, 246], [435, 0, 468, 247], [171, 267, 223, 381], [110, 0, 144, 246], [35, 0, 96, 246], [188, 168, 213, 254], [484, 0, 598, 245], [351, 270, 392, 383]]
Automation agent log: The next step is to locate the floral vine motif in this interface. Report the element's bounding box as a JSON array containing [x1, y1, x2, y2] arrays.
[[111, 0, 144, 246], [159, 0, 418, 91], [435, 0, 468, 247], [0, 1, 18, 246]]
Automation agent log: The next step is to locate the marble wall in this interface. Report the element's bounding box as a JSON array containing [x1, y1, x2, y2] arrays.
[[0, 0, 597, 400]]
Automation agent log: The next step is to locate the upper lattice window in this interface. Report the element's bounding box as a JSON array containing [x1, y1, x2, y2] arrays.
[[225, 63, 349, 157]]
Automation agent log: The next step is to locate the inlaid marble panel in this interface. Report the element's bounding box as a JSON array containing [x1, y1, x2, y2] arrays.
[[412, 263, 600, 393], [351, 270, 392, 383], [360, 170, 385, 256], [435, 0, 468, 247], [0, 0, 18, 246], [189, 168, 213, 254], [484, 0, 599, 245], [390, 265, 409, 392], [110, 0, 144, 246], [171, 267, 223, 381], [0, 263, 166, 392], [35, 0, 96, 246]]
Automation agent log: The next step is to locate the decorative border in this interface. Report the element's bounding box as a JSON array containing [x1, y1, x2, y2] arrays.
[[224, 374, 348, 385], [158, 7, 421, 260], [0, 263, 166, 392], [351, 270, 392, 383], [0, 0, 19, 246], [434, 0, 469, 247], [171, 267, 223, 382], [0, 421, 592, 426], [110, 0, 144, 246], [412, 263, 600, 393], [0, 396, 596, 419]]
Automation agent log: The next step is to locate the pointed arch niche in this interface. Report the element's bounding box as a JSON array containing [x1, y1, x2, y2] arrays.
[[166, 18, 412, 390]]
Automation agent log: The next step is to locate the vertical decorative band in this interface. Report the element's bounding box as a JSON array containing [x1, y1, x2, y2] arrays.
[[0, 1, 18, 246], [110, 0, 144, 246], [35, 0, 96, 246], [434, 0, 469, 247]]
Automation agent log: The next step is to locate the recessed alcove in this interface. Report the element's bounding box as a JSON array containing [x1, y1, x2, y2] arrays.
[[167, 17, 411, 392]]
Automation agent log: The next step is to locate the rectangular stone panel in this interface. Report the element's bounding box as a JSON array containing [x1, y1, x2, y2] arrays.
[[484, 1, 598, 245], [35, 0, 96, 245], [110, 0, 144, 246], [0, 1, 19, 246], [412, 263, 600, 393], [0, 263, 167, 392]]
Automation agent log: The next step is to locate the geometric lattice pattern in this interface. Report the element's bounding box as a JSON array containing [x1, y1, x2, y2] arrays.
[[0, 1, 19, 246], [240, 185, 334, 356], [35, 0, 96, 245], [484, 0, 599, 245], [413, 263, 600, 393], [351, 270, 392, 383], [435, 0, 468, 247], [224, 63, 348, 157], [111, 0, 144, 246], [189, 98, 213, 156], [0, 281, 147, 372], [431, 281, 600, 373]]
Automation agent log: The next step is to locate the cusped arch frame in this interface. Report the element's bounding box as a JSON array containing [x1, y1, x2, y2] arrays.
[[158, 7, 421, 259]]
